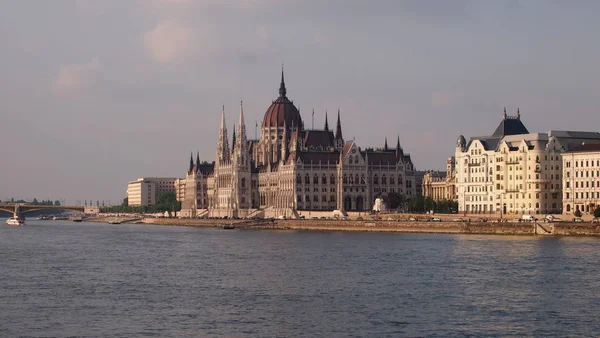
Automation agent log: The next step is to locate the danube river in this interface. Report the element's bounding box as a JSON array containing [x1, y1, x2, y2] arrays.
[[1, 220, 600, 337]]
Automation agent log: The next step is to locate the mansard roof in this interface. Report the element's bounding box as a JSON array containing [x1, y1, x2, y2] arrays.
[[565, 143, 600, 153], [303, 130, 335, 150], [492, 116, 529, 137], [296, 151, 340, 164], [363, 150, 400, 165], [197, 162, 215, 176]]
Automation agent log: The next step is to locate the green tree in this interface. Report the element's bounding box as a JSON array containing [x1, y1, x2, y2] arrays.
[[575, 209, 582, 218], [383, 192, 404, 210], [54, 200, 61, 206], [122, 197, 128, 207], [594, 207, 600, 218]]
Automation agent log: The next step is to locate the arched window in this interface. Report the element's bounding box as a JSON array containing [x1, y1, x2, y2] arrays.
[[330, 175, 335, 184], [241, 178, 246, 188], [382, 175, 387, 185], [313, 175, 319, 184], [322, 175, 327, 184], [390, 176, 395, 185], [566, 204, 571, 212], [297, 174, 302, 184], [355, 175, 359, 185], [305, 174, 310, 184], [398, 175, 403, 184], [374, 175, 379, 184]]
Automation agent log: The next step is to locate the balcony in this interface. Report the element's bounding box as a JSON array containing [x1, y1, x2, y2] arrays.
[[506, 160, 520, 165], [468, 162, 481, 167]]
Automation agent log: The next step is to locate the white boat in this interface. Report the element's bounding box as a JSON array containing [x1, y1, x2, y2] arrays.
[[6, 216, 24, 226]]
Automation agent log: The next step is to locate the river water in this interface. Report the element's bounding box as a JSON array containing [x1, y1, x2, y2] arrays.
[[1, 220, 600, 337]]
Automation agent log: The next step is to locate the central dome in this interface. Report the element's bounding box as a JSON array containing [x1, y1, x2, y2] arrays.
[[262, 69, 303, 129]]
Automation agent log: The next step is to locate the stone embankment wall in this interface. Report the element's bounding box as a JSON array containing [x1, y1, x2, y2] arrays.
[[88, 216, 600, 236]]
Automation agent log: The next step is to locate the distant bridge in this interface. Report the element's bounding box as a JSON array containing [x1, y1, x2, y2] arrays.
[[0, 203, 87, 218]]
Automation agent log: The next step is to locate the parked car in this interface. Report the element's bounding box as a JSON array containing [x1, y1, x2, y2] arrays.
[[574, 217, 583, 223], [299, 215, 305, 219]]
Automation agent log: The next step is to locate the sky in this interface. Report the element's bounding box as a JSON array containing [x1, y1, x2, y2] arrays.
[[1, 0, 600, 205]]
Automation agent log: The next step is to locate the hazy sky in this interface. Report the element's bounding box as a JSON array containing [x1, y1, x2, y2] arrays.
[[1, 0, 600, 204]]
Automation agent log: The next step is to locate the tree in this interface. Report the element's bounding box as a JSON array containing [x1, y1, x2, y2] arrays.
[[383, 192, 404, 210], [122, 197, 128, 207], [594, 207, 600, 218], [54, 200, 61, 206], [575, 209, 582, 218]]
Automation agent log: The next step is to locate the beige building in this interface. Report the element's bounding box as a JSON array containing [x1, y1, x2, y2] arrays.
[[422, 157, 457, 202], [127, 177, 178, 206], [178, 69, 417, 218], [455, 108, 600, 215], [562, 143, 600, 215]]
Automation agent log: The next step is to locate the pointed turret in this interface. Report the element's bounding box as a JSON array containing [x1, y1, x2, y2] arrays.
[[384, 137, 389, 151], [235, 99, 249, 166], [335, 108, 343, 148], [279, 64, 286, 98], [231, 124, 237, 153], [324, 110, 329, 131], [216, 106, 230, 163], [188, 152, 194, 174], [517, 107, 521, 120], [395, 135, 403, 159], [196, 151, 200, 172]]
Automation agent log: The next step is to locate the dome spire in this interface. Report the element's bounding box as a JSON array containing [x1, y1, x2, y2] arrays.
[[279, 63, 286, 97]]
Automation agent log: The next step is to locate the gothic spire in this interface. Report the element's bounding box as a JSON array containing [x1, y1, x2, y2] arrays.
[[196, 151, 200, 171], [238, 99, 247, 144], [188, 152, 194, 173], [217, 106, 230, 163], [395, 135, 403, 159], [335, 108, 343, 141], [324, 110, 329, 131], [231, 124, 236, 152], [384, 137, 389, 151], [279, 64, 286, 97]]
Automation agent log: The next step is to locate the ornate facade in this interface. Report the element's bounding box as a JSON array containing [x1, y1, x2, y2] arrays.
[[455, 108, 600, 215], [179, 70, 417, 218], [422, 157, 457, 202]]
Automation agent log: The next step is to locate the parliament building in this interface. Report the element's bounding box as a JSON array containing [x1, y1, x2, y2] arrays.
[[178, 70, 417, 218]]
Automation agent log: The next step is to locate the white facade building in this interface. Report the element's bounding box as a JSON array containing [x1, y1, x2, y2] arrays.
[[455, 108, 600, 215], [127, 177, 178, 206], [562, 143, 600, 215]]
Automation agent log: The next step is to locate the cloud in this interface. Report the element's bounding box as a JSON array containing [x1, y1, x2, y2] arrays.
[[256, 25, 269, 40], [313, 32, 329, 47], [143, 19, 195, 63], [431, 91, 459, 108], [53, 58, 102, 95]]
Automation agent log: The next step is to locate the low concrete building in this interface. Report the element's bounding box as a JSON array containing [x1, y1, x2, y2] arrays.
[[127, 177, 178, 206], [562, 143, 600, 215]]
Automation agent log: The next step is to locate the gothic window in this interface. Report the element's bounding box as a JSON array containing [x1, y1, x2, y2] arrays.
[[398, 175, 403, 185], [314, 195, 319, 202], [390, 176, 395, 185], [361, 175, 365, 184], [355, 175, 359, 185], [305, 174, 310, 184], [330, 175, 335, 184], [322, 175, 327, 184], [241, 178, 246, 188], [297, 174, 302, 184], [382, 175, 387, 185], [313, 175, 319, 184], [374, 175, 379, 184], [343, 174, 348, 184]]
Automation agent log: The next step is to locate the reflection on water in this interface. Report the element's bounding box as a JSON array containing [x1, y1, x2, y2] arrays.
[[1, 221, 599, 337]]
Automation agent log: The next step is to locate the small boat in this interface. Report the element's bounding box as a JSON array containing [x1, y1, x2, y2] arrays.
[[72, 217, 83, 222], [6, 216, 24, 226], [108, 219, 121, 224], [53, 216, 69, 220], [222, 224, 235, 230]]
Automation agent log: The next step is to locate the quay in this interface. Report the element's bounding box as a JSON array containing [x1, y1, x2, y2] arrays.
[[84, 215, 600, 237]]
